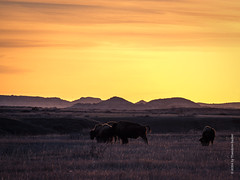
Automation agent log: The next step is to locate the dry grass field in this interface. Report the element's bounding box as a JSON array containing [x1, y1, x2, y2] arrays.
[[0, 107, 239, 179], [0, 132, 239, 180]]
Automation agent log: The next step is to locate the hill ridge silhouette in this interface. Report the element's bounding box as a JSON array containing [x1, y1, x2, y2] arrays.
[[1, 95, 240, 109]]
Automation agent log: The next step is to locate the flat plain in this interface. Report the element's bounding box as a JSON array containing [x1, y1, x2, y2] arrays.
[[0, 107, 239, 179]]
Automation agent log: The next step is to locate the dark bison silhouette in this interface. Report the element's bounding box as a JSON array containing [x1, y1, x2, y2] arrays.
[[199, 126, 216, 146], [105, 121, 118, 142], [90, 123, 114, 143], [112, 121, 151, 144]]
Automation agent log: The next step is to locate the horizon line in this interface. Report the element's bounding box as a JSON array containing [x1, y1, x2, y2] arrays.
[[1, 94, 240, 104]]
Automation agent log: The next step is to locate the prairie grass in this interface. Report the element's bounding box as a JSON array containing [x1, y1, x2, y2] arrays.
[[0, 132, 239, 180]]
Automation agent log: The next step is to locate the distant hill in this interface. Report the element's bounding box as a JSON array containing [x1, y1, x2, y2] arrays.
[[0, 95, 70, 108], [135, 100, 147, 105], [71, 97, 102, 104], [0, 95, 101, 108], [1, 95, 240, 110], [97, 96, 134, 109], [146, 97, 201, 109], [72, 97, 201, 110], [72, 96, 134, 110]]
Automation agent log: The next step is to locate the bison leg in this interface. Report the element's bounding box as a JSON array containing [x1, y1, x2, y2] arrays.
[[141, 135, 148, 144], [122, 137, 128, 144], [96, 137, 101, 143], [109, 136, 114, 144], [114, 136, 117, 143]]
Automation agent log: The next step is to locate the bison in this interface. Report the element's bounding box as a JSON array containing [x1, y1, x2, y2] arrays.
[[90, 123, 113, 143], [199, 126, 216, 146], [105, 121, 118, 142], [90, 123, 114, 143], [112, 121, 151, 144]]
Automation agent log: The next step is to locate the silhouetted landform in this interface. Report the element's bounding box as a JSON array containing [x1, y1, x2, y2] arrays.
[[146, 97, 200, 109], [1, 95, 240, 110], [71, 97, 201, 110], [96, 96, 135, 109], [0, 95, 70, 108], [0, 95, 102, 108], [135, 100, 147, 105], [71, 97, 102, 104]]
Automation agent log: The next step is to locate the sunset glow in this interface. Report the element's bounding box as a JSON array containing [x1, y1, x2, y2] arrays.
[[1, 0, 240, 103]]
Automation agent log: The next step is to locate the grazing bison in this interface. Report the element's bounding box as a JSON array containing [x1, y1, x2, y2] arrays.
[[90, 123, 101, 140], [112, 121, 151, 144], [105, 121, 118, 142], [90, 123, 114, 143], [199, 126, 216, 146]]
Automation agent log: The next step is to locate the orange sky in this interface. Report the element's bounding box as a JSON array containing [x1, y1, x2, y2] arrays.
[[1, 0, 240, 103]]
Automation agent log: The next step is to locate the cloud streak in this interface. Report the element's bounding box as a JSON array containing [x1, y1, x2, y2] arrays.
[[0, 39, 99, 48], [0, 39, 62, 48], [0, 65, 29, 74], [1, 0, 240, 25], [0, 1, 100, 9], [1, 0, 240, 48]]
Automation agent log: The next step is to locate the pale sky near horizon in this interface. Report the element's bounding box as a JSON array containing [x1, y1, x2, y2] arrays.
[[1, 0, 240, 103]]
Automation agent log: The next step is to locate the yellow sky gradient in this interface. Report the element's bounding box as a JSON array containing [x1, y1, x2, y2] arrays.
[[1, 0, 240, 103]]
